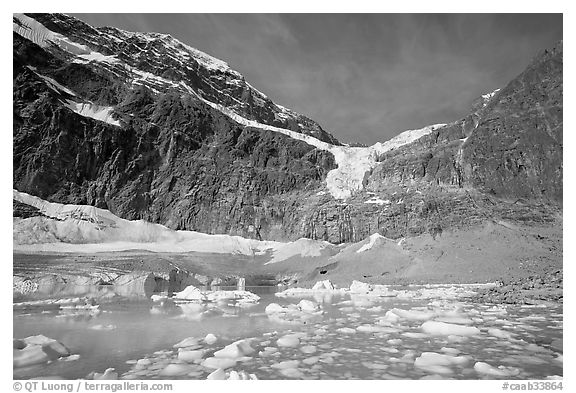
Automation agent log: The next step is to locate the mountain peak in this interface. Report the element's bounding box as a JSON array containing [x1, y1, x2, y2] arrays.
[[13, 12, 340, 145]]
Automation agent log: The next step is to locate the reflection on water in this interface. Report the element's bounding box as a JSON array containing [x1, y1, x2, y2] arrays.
[[13, 286, 563, 380]]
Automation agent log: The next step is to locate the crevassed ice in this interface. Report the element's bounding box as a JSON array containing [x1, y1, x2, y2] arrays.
[[188, 87, 445, 199]]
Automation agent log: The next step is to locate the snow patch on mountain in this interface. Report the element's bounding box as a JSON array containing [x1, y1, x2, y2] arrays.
[[73, 52, 119, 64], [64, 101, 120, 126], [14, 14, 106, 61], [27, 67, 77, 97], [13, 190, 333, 262], [481, 88, 501, 107]]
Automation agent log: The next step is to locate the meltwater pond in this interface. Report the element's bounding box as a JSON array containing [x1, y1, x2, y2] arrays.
[[13, 285, 563, 380]]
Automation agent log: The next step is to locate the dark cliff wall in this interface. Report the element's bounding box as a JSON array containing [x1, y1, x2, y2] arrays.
[[13, 34, 336, 240], [13, 13, 562, 244], [462, 43, 563, 203]]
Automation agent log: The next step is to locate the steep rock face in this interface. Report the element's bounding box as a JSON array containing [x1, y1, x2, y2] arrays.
[[13, 26, 335, 240], [16, 13, 339, 144], [462, 43, 563, 202], [13, 13, 562, 243], [298, 43, 562, 243]]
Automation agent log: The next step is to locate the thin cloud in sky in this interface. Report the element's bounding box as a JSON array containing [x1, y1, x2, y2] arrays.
[[71, 13, 562, 145]]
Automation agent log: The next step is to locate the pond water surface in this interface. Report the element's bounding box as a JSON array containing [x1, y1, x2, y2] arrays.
[[13, 285, 563, 380]]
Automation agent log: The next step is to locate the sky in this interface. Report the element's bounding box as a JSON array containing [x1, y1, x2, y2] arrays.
[[71, 13, 562, 145]]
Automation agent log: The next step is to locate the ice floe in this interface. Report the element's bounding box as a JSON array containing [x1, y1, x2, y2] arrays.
[[213, 339, 255, 358], [473, 361, 520, 377], [13, 335, 71, 368], [207, 368, 257, 380], [414, 352, 471, 368], [313, 280, 336, 290], [90, 368, 119, 380], [178, 349, 206, 362], [265, 300, 323, 324], [159, 364, 196, 377], [204, 334, 218, 345], [173, 285, 260, 305], [277, 335, 301, 348], [421, 321, 481, 336]]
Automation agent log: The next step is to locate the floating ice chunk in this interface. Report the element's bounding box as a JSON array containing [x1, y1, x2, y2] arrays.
[[434, 316, 474, 325], [159, 364, 195, 377], [214, 339, 255, 358], [417, 365, 454, 375], [13, 335, 71, 368], [204, 334, 218, 345], [275, 286, 346, 298], [391, 308, 437, 321], [271, 360, 301, 369], [135, 358, 152, 369], [265, 303, 286, 314], [379, 311, 402, 325], [297, 299, 319, 312], [421, 321, 480, 336], [90, 324, 116, 331], [402, 332, 429, 339], [178, 303, 206, 321], [303, 356, 320, 365], [227, 370, 258, 380], [301, 345, 317, 354], [259, 347, 279, 357], [277, 335, 300, 348], [473, 362, 520, 377], [336, 327, 356, 334], [174, 285, 205, 301], [178, 349, 206, 362], [279, 368, 305, 378], [440, 347, 461, 355], [362, 362, 388, 370], [173, 337, 202, 348], [447, 335, 469, 343], [13, 345, 50, 368], [205, 290, 260, 303], [93, 368, 118, 380], [414, 352, 470, 368], [61, 354, 80, 362], [206, 368, 227, 380], [150, 295, 167, 302], [356, 324, 399, 334], [487, 328, 515, 340], [312, 280, 335, 290], [265, 302, 322, 324], [202, 357, 238, 370]]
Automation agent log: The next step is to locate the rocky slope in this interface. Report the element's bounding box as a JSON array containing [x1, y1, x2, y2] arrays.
[[13, 13, 562, 244]]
